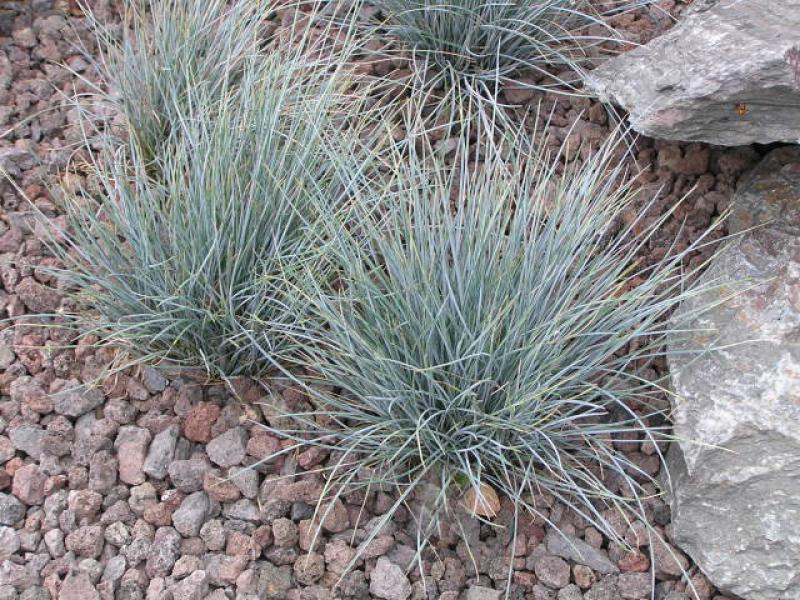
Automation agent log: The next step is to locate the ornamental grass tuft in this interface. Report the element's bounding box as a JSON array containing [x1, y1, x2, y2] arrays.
[[371, 0, 652, 109], [42, 2, 369, 379], [88, 0, 268, 163], [262, 118, 724, 579]]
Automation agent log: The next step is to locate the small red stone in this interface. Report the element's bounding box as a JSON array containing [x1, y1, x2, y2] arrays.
[[143, 502, 174, 527], [253, 524, 273, 549], [12, 463, 47, 505], [513, 571, 537, 589], [297, 446, 328, 470], [183, 402, 220, 443], [226, 531, 259, 558], [6, 457, 24, 477], [246, 429, 279, 459], [203, 471, 241, 503], [619, 550, 650, 573]]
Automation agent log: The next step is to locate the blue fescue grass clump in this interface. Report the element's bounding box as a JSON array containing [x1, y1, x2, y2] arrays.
[[88, 0, 268, 163], [372, 0, 651, 104], [260, 119, 723, 572], [42, 1, 370, 379]]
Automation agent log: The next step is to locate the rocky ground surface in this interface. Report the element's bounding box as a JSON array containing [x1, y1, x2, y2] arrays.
[[0, 1, 761, 599]]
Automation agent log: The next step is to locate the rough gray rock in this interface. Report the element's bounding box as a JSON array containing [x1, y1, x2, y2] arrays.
[[545, 532, 618, 575], [557, 585, 584, 600], [370, 557, 412, 600], [0, 528, 19, 562], [206, 427, 247, 468], [0, 438, 12, 465], [618, 573, 651, 599], [145, 527, 182, 578], [583, 576, 619, 600], [726, 147, 800, 238], [141, 366, 168, 393], [43, 529, 65, 558], [171, 570, 208, 600], [534, 555, 571, 589], [0, 495, 24, 527], [172, 492, 210, 538], [143, 425, 179, 480], [168, 459, 210, 493], [228, 466, 259, 498], [101, 555, 126, 584], [466, 586, 502, 600], [199, 520, 226, 551], [21, 587, 49, 600], [114, 426, 151, 485], [222, 499, 260, 522], [667, 147, 800, 600], [586, 0, 800, 145], [0, 342, 14, 372], [59, 572, 100, 600], [258, 563, 293, 600], [52, 382, 105, 418], [8, 425, 45, 460]]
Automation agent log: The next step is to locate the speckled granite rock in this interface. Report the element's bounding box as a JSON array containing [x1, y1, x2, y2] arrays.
[[668, 147, 800, 600]]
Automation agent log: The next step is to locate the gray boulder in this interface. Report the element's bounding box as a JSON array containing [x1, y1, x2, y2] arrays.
[[586, 0, 800, 145], [727, 147, 800, 237], [667, 147, 800, 600]]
